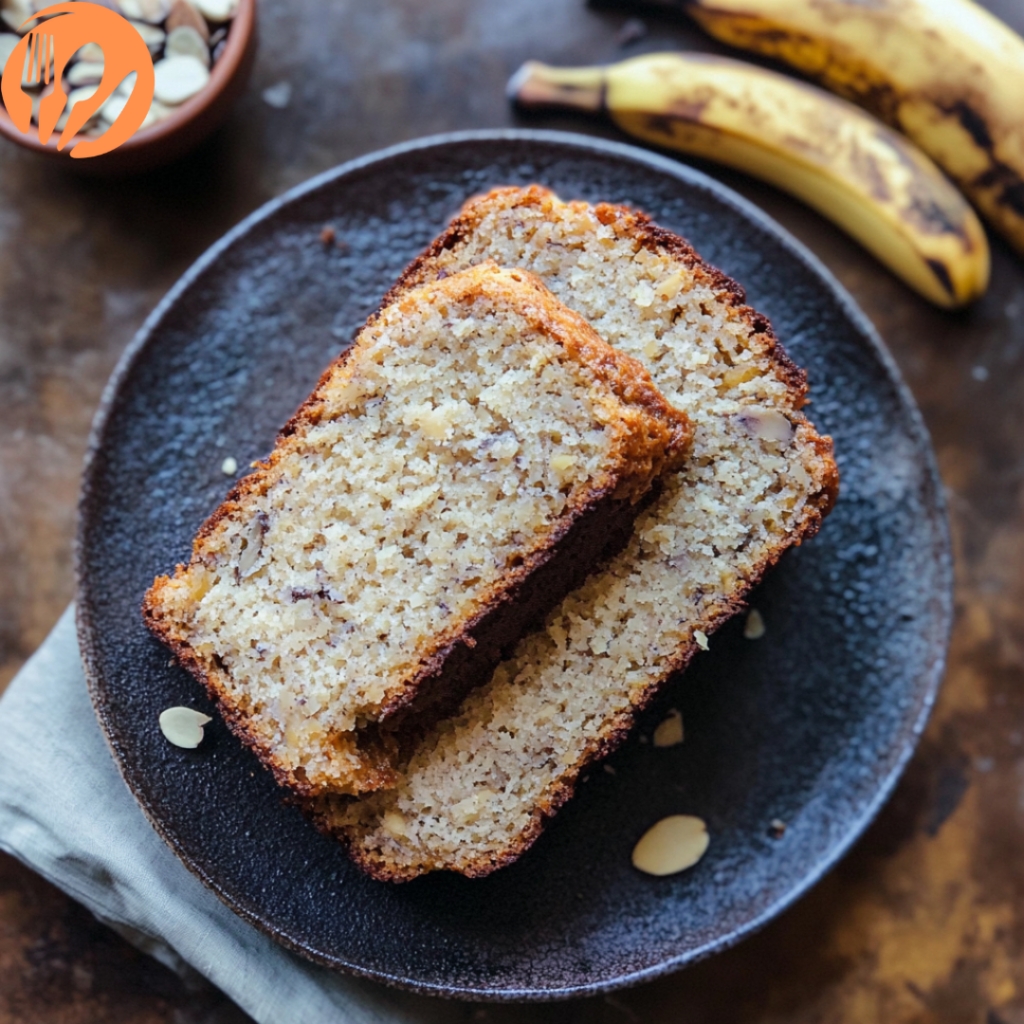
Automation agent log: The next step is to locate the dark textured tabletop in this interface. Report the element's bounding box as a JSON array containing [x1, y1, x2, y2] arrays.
[[1, 0, 1022, 1021]]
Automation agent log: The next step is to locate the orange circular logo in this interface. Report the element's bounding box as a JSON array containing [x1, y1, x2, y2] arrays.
[[1, 1, 156, 158]]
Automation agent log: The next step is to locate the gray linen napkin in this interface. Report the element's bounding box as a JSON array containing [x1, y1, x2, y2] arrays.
[[0, 606, 447, 1024]]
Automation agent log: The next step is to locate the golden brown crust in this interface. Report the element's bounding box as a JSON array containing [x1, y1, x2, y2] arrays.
[[143, 261, 692, 799], [311, 185, 839, 880]]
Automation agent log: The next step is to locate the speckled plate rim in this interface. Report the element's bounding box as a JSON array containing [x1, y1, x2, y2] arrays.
[[75, 128, 953, 1001]]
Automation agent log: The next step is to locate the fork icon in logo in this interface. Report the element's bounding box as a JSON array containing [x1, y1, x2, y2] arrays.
[[1, 2, 154, 158]]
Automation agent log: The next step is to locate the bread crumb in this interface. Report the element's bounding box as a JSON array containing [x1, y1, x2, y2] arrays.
[[694, 630, 709, 651], [221, 456, 238, 475]]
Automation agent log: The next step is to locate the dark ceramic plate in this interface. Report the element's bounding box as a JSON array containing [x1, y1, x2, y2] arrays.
[[76, 130, 952, 1001]]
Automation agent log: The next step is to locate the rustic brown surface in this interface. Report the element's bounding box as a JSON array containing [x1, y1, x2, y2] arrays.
[[0, 0, 1022, 1020]]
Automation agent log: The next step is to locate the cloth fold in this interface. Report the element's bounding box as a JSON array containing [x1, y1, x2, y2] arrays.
[[0, 606, 446, 1024]]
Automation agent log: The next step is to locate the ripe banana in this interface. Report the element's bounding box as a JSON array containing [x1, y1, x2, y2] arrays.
[[509, 53, 989, 308], [677, 0, 1024, 257]]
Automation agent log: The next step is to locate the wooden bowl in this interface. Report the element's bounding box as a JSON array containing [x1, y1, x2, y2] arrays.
[[0, 0, 256, 174]]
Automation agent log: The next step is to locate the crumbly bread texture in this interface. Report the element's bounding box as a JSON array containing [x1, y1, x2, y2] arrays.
[[312, 186, 839, 879], [144, 262, 691, 798]]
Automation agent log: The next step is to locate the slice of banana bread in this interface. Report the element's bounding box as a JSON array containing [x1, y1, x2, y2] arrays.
[[313, 187, 839, 879], [144, 262, 691, 799]]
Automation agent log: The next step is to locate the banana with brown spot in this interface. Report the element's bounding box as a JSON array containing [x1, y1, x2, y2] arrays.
[[677, 0, 1024, 257], [509, 52, 989, 308]]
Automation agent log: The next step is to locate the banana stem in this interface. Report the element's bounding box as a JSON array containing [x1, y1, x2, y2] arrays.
[[508, 61, 606, 113]]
